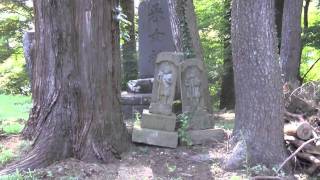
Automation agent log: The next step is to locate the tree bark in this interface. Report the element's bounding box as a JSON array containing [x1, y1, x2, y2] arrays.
[[280, 0, 303, 87], [168, 0, 212, 112], [220, 0, 235, 110], [304, 0, 311, 30], [120, 0, 137, 86], [227, 0, 290, 170], [1, 0, 129, 174], [275, 0, 284, 50]]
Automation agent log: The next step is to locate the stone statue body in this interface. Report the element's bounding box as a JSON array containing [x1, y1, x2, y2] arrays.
[[185, 68, 201, 107], [157, 67, 172, 104]]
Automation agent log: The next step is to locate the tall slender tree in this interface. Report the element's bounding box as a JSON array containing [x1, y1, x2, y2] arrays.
[[280, 0, 303, 87], [225, 0, 290, 170], [220, 0, 235, 110], [1, 0, 129, 174], [120, 0, 137, 86], [168, 0, 212, 112]]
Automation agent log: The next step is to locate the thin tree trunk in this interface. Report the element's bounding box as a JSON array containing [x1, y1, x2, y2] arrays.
[[280, 0, 303, 87], [1, 0, 129, 174], [304, 0, 311, 30], [168, 0, 212, 112], [275, 0, 284, 50], [226, 0, 290, 170], [220, 0, 235, 110], [120, 0, 137, 86]]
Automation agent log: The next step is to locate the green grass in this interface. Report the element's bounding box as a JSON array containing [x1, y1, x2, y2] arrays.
[[0, 148, 14, 165], [0, 94, 32, 121], [0, 94, 32, 134]]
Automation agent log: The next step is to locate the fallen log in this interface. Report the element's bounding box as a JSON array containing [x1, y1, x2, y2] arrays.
[[284, 111, 305, 122], [284, 122, 313, 140], [297, 152, 320, 174], [277, 137, 320, 173], [284, 135, 320, 155]]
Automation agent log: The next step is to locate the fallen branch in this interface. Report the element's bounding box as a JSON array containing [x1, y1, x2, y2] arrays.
[[277, 137, 320, 173], [302, 57, 320, 82]]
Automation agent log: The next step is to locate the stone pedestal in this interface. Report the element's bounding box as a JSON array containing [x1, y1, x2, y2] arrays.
[[188, 109, 214, 130], [180, 59, 225, 145], [141, 109, 176, 131], [132, 124, 178, 148], [132, 52, 182, 148], [185, 128, 226, 145]]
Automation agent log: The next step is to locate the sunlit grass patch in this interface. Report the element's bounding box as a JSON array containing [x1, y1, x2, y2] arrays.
[[0, 94, 32, 121]]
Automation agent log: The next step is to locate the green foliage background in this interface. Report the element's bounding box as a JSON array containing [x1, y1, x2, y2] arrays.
[[301, 1, 320, 82], [0, 0, 33, 95], [0, 0, 319, 96]]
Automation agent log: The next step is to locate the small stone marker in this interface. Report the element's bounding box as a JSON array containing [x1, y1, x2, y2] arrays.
[[180, 59, 226, 145], [132, 52, 183, 148], [138, 0, 176, 78]]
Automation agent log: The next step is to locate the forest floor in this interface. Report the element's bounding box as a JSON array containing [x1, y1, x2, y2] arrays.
[[0, 112, 310, 180]]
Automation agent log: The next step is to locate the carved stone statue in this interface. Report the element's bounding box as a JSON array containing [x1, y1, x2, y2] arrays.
[[156, 63, 173, 104], [149, 52, 182, 115], [185, 67, 201, 108]]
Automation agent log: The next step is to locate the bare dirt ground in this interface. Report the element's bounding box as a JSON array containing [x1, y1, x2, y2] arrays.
[[0, 112, 311, 179]]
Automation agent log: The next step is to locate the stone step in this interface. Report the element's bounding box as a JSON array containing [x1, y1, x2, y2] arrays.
[[141, 109, 176, 132], [132, 124, 178, 148]]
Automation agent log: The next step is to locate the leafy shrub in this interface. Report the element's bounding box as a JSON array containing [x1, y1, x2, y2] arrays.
[[0, 49, 30, 95]]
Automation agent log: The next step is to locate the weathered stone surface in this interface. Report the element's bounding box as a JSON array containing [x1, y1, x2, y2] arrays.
[[186, 128, 226, 145], [141, 109, 176, 131], [127, 78, 154, 93], [121, 92, 152, 105], [132, 124, 178, 148], [180, 59, 215, 131], [138, 0, 176, 78], [188, 110, 214, 130], [149, 52, 183, 115], [120, 92, 152, 120], [180, 59, 208, 112]]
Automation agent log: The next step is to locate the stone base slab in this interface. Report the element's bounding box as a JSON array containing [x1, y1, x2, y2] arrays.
[[121, 92, 152, 105], [141, 109, 176, 131], [185, 128, 226, 145], [187, 109, 215, 130], [149, 103, 173, 116], [132, 124, 178, 148]]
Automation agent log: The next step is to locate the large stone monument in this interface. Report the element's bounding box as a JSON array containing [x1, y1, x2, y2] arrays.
[[132, 52, 183, 148], [180, 59, 225, 145], [138, 0, 176, 78], [120, 0, 176, 119]]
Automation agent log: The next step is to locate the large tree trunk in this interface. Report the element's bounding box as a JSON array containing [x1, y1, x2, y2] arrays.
[[225, 0, 290, 170], [120, 0, 137, 87], [280, 0, 303, 87], [220, 0, 235, 110], [168, 0, 212, 112], [1, 0, 129, 174]]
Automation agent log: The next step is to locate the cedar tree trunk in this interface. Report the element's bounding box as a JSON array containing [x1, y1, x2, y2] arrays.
[[120, 0, 137, 86], [220, 0, 235, 110], [1, 0, 129, 174], [280, 0, 303, 87], [304, 0, 311, 30], [275, 0, 284, 50], [168, 0, 212, 112], [225, 0, 290, 170]]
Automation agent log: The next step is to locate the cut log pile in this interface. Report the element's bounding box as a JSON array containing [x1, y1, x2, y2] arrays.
[[283, 82, 320, 175]]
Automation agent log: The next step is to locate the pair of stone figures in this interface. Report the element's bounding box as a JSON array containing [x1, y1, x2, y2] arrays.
[[150, 52, 203, 116], [132, 52, 225, 148]]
